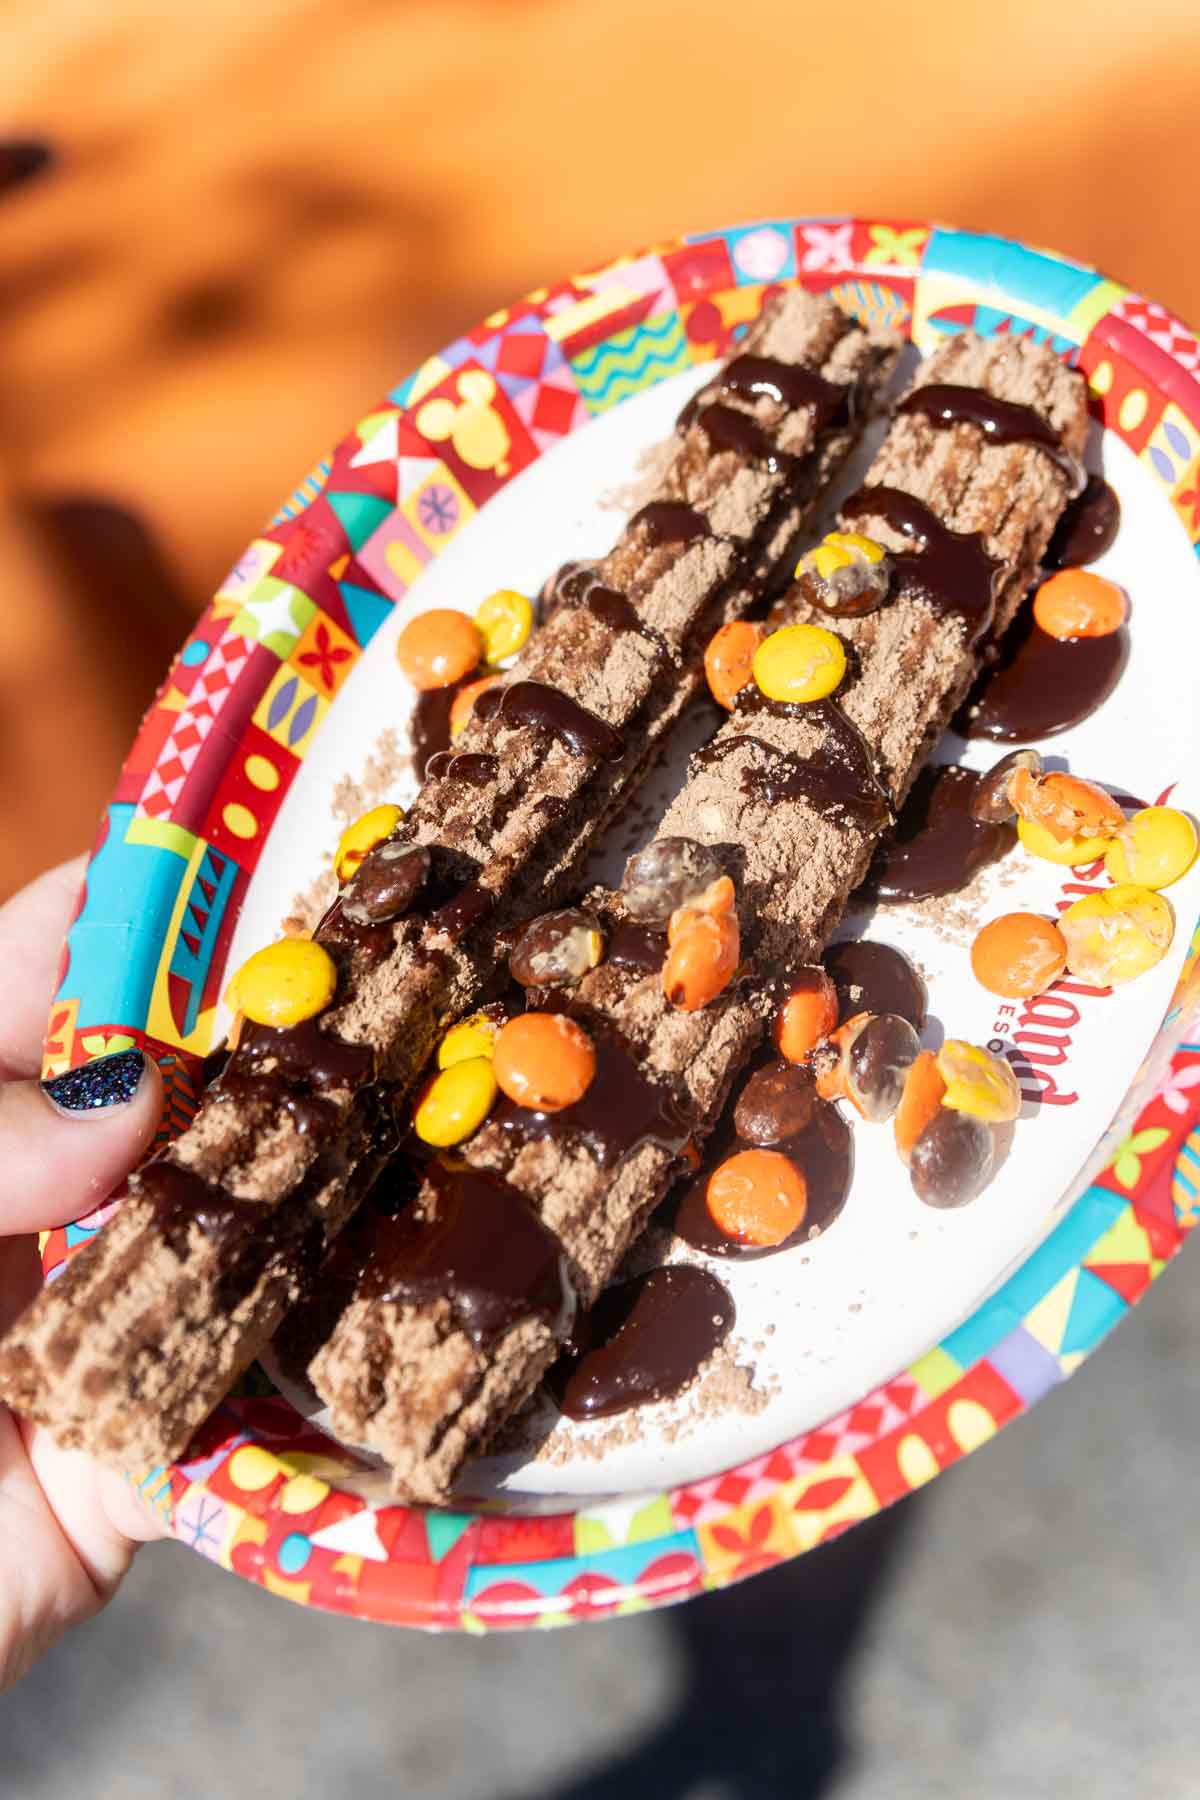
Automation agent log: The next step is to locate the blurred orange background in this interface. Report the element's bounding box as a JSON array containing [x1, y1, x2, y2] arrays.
[[2, 0, 1198, 896]]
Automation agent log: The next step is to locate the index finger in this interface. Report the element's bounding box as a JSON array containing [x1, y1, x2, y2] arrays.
[[0, 856, 87, 1079]]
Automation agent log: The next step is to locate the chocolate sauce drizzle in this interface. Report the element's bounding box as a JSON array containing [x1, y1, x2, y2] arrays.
[[138, 1160, 273, 1258], [696, 697, 891, 829], [629, 499, 711, 547], [549, 1265, 734, 1421], [606, 920, 668, 973], [557, 565, 620, 610], [425, 750, 498, 787], [361, 1160, 574, 1349], [898, 383, 1084, 494], [581, 585, 641, 638], [543, 558, 596, 613], [690, 402, 796, 476], [136, 1147, 354, 1310], [557, 565, 678, 668], [214, 1072, 339, 1143], [679, 353, 851, 444], [493, 1017, 693, 1170], [431, 880, 495, 944], [721, 354, 851, 429], [867, 764, 1015, 903], [840, 486, 1000, 643], [230, 1015, 375, 1094], [823, 941, 927, 1032], [315, 893, 396, 972], [959, 608, 1128, 741], [1045, 474, 1120, 569], [410, 682, 464, 776], [669, 1060, 852, 1260], [474, 679, 624, 761], [593, 589, 677, 666], [554, 349, 856, 703]]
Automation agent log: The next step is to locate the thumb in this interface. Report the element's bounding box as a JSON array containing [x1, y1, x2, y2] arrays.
[[0, 1051, 164, 1236]]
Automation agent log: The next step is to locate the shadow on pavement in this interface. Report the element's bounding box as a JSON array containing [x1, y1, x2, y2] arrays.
[[541, 1495, 918, 1800]]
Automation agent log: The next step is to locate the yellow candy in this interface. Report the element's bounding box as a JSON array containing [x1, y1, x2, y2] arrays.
[[334, 804, 404, 883], [474, 589, 533, 663], [936, 1039, 1022, 1123], [225, 938, 337, 1028], [1059, 885, 1174, 987], [414, 1056, 498, 1147], [437, 1012, 501, 1069], [1105, 806, 1197, 890], [808, 543, 850, 580], [803, 531, 885, 580], [1017, 815, 1113, 868], [826, 530, 886, 564], [753, 623, 847, 704]]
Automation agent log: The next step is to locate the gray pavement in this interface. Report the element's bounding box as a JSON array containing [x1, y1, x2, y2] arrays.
[[3, 1253, 1198, 1800]]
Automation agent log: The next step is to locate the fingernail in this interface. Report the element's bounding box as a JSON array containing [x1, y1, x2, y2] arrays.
[[42, 1049, 146, 1114]]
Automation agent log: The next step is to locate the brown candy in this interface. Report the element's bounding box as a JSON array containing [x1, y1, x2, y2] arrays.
[[509, 908, 604, 989], [968, 748, 1043, 824], [909, 1108, 995, 1208], [733, 1061, 816, 1147], [824, 941, 927, 1032], [341, 842, 430, 925], [795, 557, 891, 619], [847, 1013, 919, 1122], [620, 837, 724, 926]]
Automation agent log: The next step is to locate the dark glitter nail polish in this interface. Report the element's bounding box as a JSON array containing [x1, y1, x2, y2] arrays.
[[42, 1048, 145, 1113]]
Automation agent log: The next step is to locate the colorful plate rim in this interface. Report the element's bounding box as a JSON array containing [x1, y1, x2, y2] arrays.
[[39, 217, 1200, 1630]]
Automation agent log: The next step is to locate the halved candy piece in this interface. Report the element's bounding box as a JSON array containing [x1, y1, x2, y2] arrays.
[[816, 1012, 919, 1121], [894, 1050, 946, 1165], [1009, 768, 1124, 845], [936, 1040, 1021, 1123]]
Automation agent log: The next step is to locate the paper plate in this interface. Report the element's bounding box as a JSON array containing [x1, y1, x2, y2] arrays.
[[39, 219, 1200, 1630]]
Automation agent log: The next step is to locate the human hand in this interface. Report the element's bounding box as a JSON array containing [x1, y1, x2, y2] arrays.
[[0, 858, 165, 1692]]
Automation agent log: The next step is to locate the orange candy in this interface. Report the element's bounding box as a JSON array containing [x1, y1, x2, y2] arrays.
[[1009, 768, 1124, 845], [774, 967, 839, 1063], [894, 1051, 947, 1165], [492, 1012, 596, 1112], [681, 874, 735, 919], [663, 877, 740, 1011], [396, 609, 483, 690], [1033, 569, 1127, 641], [450, 672, 502, 739], [706, 1148, 808, 1247], [704, 620, 763, 711], [970, 912, 1068, 999]]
